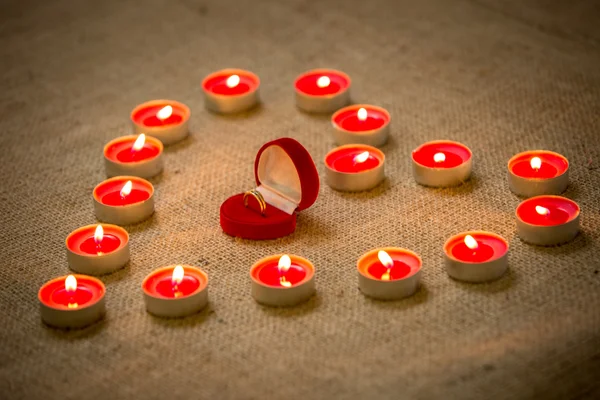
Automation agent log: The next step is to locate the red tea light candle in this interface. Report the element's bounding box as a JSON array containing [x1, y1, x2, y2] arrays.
[[508, 150, 569, 197], [66, 224, 130, 275], [295, 69, 351, 113], [250, 254, 315, 307], [104, 134, 164, 179], [516, 195, 580, 246], [131, 100, 190, 145], [93, 176, 155, 225], [142, 265, 208, 318], [325, 144, 385, 191], [357, 248, 422, 300], [412, 140, 473, 187], [38, 274, 106, 329], [202, 68, 260, 114], [443, 231, 509, 283], [331, 105, 391, 147]]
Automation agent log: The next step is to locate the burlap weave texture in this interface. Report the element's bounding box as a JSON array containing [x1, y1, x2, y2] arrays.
[[1, 0, 599, 399]]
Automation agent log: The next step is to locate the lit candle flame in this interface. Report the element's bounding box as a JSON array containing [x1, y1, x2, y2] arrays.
[[278, 255, 291, 274], [132, 133, 145, 151], [316, 76, 330, 88], [120, 180, 133, 198], [378, 250, 394, 268], [464, 234, 479, 250], [278, 255, 292, 287], [434, 152, 446, 163], [172, 265, 184, 286], [156, 105, 173, 120], [357, 107, 368, 121], [535, 205, 550, 216], [94, 225, 104, 244], [226, 74, 240, 88], [65, 275, 77, 293], [530, 157, 542, 170], [353, 151, 370, 164], [378, 250, 393, 281]]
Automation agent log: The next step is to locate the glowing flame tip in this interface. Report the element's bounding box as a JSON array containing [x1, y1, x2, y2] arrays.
[[377, 250, 394, 268], [354, 151, 370, 164], [535, 205, 550, 216], [226, 74, 240, 88], [172, 265, 184, 285], [132, 133, 146, 151], [530, 157, 542, 170], [357, 107, 368, 121], [120, 180, 133, 198], [65, 275, 77, 292], [94, 225, 104, 244], [278, 255, 291, 274], [464, 234, 479, 250], [434, 152, 446, 163], [156, 105, 173, 120], [316, 76, 330, 88]]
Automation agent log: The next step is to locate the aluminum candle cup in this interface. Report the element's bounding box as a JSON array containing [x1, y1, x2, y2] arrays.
[[443, 231, 509, 283]]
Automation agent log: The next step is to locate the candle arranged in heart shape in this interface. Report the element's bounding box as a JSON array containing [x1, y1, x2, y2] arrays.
[[66, 224, 130, 275], [93, 176, 155, 225], [412, 140, 473, 187], [294, 68, 351, 113], [357, 248, 422, 300], [131, 100, 190, 145], [508, 150, 569, 197], [104, 134, 164, 179], [202, 68, 260, 114], [325, 144, 385, 191], [142, 265, 209, 318], [250, 254, 315, 307], [331, 105, 391, 147], [443, 231, 509, 282], [516, 195, 580, 246], [39, 274, 106, 329]]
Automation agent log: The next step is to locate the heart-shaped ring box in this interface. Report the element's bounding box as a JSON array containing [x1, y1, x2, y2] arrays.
[[220, 138, 320, 240]]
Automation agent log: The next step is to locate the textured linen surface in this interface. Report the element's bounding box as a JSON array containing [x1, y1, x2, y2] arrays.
[[1, 0, 599, 399]]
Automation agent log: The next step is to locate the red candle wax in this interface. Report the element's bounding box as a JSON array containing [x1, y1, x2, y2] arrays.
[[132, 104, 185, 127], [517, 196, 578, 226], [412, 141, 471, 168], [511, 160, 557, 179], [102, 189, 150, 206], [451, 242, 494, 262], [508, 151, 568, 179], [295, 70, 350, 96], [257, 262, 307, 287], [79, 234, 121, 255], [325, 147, 381, 173], [367, 260, 412, 280], [155, 275, 200, 298], [116, 145, 160, 163], [203, 73, 257, 96], [51, 286, 94, 308], [332, 107, 387, 132]]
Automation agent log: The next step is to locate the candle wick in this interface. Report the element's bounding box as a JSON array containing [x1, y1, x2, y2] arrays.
[[279, 276, 292, 288], [172, 284, 183, 298], [381, 268, 391, 281], [67, 292, 78, 309]]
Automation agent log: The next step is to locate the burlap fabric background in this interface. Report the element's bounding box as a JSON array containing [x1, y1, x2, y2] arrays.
[[1, 0, 599, 399]]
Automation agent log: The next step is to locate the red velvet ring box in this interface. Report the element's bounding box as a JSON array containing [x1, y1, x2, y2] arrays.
[[220, 138, 320, 240]]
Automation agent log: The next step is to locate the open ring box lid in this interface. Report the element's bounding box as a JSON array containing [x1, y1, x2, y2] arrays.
[[220, 137, 320, 240]]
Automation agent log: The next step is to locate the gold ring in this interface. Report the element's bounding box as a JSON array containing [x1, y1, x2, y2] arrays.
[[243, 189, 267, 216]]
